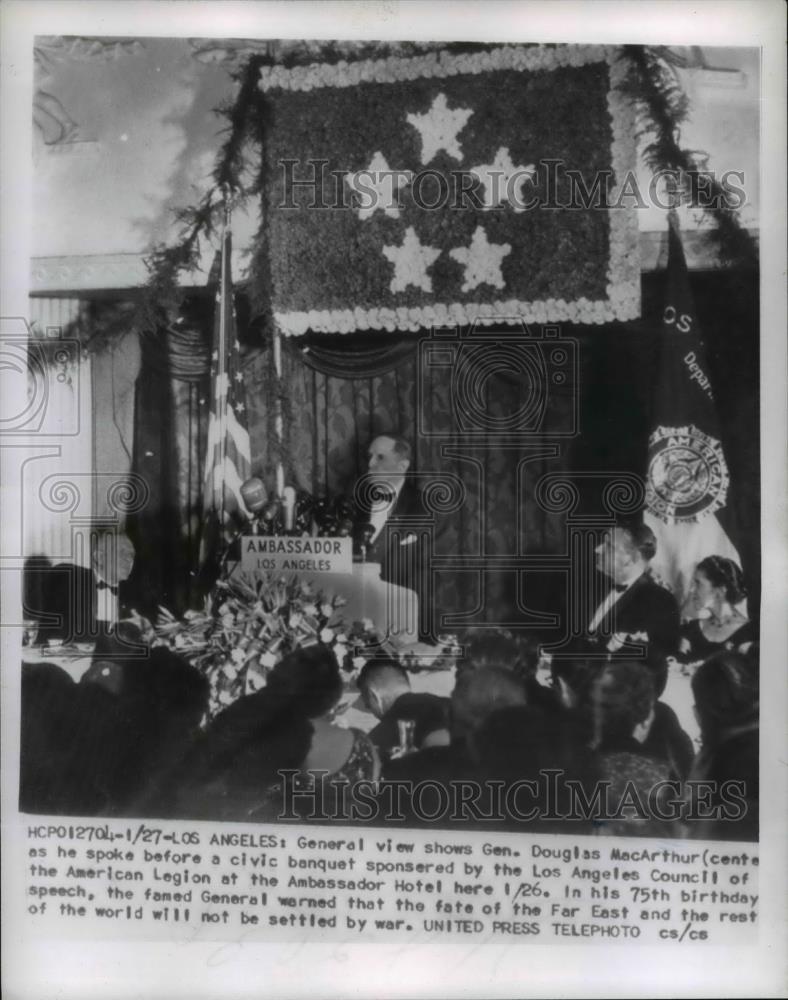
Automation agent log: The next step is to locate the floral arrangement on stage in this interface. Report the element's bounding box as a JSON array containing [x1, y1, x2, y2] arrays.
[[151, 573, 388, 720]]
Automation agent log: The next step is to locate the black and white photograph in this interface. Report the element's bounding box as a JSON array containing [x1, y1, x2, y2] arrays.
[[1, 2, 785, 998]]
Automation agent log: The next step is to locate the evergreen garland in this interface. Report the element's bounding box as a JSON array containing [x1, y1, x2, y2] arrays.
[[621, 45, 758, 270]]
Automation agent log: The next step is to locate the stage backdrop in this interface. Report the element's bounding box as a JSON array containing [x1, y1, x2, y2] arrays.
[[120, 268, 759, 628]]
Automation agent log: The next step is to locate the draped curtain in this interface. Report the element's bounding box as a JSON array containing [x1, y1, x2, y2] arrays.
[[244, 333, 570, 630], [127, 319, 210, 616], [126, 269, 759, 626]]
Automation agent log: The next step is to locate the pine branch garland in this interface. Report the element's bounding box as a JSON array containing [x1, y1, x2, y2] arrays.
[[621, 45, 758, 270]]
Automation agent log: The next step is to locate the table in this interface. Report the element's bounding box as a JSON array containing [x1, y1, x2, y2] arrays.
[[337, 659, 700, 745], [22, 646, 700, 746]]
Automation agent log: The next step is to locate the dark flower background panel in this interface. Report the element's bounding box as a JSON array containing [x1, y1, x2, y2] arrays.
[[262, 60, 616, 315]]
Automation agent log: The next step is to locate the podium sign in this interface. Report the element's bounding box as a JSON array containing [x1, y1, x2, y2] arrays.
[[241, 536, 352, 575]]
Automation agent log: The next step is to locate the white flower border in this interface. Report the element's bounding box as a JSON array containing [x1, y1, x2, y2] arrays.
[[259, 42, 615, 93], [261, 45, 640, 335]]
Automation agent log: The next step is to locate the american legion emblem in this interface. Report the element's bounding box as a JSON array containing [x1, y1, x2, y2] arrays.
[[645, 424, 730, 524]]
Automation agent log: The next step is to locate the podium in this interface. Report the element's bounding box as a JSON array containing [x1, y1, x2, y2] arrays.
[[239, 536, 419, 647]]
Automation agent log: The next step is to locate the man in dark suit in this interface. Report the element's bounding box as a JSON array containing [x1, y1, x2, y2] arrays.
[[31, 530, 138, 644], [356, 658, 449, 757], [354, 433, 436, 640], [586, 521, 680, 692]]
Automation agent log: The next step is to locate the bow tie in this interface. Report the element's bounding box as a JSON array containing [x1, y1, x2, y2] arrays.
[[96, 580, 118, 593]]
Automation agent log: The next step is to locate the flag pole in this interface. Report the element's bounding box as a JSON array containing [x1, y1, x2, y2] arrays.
[[273, 324, 284, 500], [217, 195, 231, 526]]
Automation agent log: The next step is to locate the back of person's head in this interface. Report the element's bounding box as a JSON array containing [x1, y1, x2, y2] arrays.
[[357, 658, 410, 716], [20, 662, 78, 813], [695, 556, 748, 605], [551, 657, 599, 709], [692, 650, 758, 744], [590, 661, 655, 748], [137, 647, 209, 721], [450, 665, 528, 753], [83, 645, 209, 728], [267, 642, 343, 719], [93, 621, 146, 659], [457, 627, 539, 681], [23, 555, 53, 623], [162, 693, 313, 822], [475, 704, 602, 830]]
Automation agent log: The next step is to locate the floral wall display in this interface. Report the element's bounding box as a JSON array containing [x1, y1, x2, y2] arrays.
[[256, 44, 640, 336]]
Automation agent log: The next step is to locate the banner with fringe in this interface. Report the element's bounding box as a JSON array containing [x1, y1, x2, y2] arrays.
[[257, 43, 640, 336]]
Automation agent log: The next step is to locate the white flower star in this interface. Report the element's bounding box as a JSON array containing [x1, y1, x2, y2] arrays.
[[382, 226, 442, 294], [469, 147, 535, 211], [449, 226, 511, 292], [345, 151, 412, 220], [406, 92, 473, 165]]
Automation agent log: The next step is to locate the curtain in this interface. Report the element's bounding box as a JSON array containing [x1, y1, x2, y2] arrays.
[[127, 322, 209, 616], [125, 269, 759, 627], [244, 333, 571, 630]]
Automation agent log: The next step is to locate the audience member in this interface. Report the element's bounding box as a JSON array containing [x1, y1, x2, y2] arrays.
[[19, 662, 77, 813], [379, 665, 528, 825], [162, 644, 379, 822], [155, 689, 313, 823], [589, 661, 679, 838], [457, 627, 558, 711], [20, 660, 127, 816], [475, 704, 603, 833], [684, 650, 758, 841], [357, 658, 449, 756], [80, 645, 209, 815]]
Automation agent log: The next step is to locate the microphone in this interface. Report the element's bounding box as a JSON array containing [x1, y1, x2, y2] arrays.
[[282, 486, 296, 532], [240, 477, 268, 516], [355, 521, 375, 562]]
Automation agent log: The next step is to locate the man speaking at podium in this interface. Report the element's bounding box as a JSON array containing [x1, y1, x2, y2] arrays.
[[354, 433, 434, 641]]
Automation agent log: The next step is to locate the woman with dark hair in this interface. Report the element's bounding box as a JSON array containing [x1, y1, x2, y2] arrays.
[[679, 556, 754, 662], [457, 627, 558, 711], [157, 687, 314, 822], [282, 645, 379, 817], [684, 650, 758, 841]]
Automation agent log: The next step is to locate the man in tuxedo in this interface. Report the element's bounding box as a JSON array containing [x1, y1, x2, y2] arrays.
[[586, 521, 680, 692], [354, 433, 435, 640]]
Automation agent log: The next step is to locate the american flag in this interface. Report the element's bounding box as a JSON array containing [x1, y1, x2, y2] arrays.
[[201, 225, 251, 555]]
